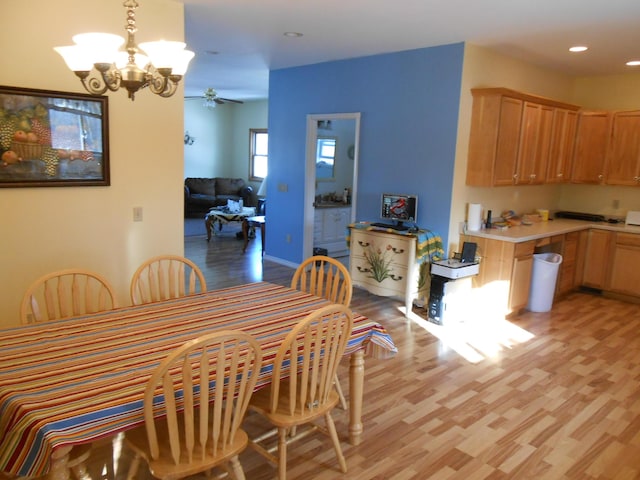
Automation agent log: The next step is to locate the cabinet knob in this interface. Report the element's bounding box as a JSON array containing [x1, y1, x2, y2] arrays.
[[557, 173, 563, 177]]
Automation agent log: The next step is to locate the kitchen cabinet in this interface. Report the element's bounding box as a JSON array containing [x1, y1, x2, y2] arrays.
[[606, 110, 640, 186], [516, 102, 553, 185], [466, 88, 580, 187], [580, 229, 613, 289], [463, 234, 535, 314], [509, 241, 536, 311], [609, 233, 640, 296], [349, 228, 419, 317], [546, 108, 578, 183], [556, 232, 580, 296], [466, 90, 522, 186], [571, 111, 611, 184], [313, 206, 351, 257]]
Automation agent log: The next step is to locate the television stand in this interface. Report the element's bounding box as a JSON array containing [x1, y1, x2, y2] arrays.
[[370, 221, 408, 231]]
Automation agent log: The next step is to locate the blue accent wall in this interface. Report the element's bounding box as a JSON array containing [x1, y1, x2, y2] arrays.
[[267, 43, 464, 263]]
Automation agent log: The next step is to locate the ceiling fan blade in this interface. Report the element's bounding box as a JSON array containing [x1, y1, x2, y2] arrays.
[[218, 98, 244, 104]]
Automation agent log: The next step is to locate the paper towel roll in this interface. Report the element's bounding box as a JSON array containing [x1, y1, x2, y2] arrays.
[[468, 203, 483, 231]]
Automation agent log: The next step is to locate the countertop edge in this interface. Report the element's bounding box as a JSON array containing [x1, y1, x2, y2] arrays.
[[462, 219, 640, 243]]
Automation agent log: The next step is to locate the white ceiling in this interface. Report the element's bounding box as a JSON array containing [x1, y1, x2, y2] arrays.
[[182, 0, 640, 102]]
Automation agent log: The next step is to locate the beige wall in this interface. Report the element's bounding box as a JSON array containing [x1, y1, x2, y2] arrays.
[[448, 43, 640, 254], [0, 0, 186, 327]]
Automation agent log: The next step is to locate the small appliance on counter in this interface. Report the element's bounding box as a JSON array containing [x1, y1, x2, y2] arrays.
[[625, 211, 640, 226]]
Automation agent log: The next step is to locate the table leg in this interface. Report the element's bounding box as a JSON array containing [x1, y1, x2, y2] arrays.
[[205, 216, 214, 242], [348, 349, 364, 445], [242, 219, 250, 253]]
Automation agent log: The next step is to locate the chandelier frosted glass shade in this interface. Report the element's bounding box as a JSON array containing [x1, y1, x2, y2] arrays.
[[54, 1, 194, 100]]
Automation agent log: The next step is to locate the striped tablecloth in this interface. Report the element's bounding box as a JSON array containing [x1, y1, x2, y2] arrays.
[[0, 282, 396, 477]]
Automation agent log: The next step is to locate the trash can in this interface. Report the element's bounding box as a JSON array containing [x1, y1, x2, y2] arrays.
[[527, 253, 563, 312]]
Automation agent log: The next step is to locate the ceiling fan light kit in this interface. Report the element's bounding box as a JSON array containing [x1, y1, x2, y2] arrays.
[[186, 87, 244, 108], [55, 0, 194, 101]]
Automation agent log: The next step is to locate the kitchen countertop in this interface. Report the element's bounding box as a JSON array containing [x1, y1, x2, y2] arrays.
[[464, 218, 640, 243], [314, 203, 352, 209]]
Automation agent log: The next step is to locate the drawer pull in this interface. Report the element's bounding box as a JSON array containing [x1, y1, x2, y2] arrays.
[[357, 240, 370, 247], [391, 247, 405, 254], [356, 266, 372, 274], [389, 274, 403, 281]]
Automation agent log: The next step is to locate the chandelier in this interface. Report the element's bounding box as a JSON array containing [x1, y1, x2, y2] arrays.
[[55, 0, 194, 101]]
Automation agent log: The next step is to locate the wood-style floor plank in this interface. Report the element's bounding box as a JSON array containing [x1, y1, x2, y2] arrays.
[[75, 228, 640, 480]]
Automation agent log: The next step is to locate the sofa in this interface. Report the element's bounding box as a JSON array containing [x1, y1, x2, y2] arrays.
[[184, 177, 257, 217]]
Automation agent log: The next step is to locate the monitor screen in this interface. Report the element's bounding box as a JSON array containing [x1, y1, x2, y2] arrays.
[[381, 193, 418, 225]]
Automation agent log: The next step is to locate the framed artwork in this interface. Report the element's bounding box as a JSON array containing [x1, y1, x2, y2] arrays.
[[0, 85, 109, 187]]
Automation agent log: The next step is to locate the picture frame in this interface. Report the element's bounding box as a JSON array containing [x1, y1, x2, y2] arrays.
[[0, 85, 110, 187]]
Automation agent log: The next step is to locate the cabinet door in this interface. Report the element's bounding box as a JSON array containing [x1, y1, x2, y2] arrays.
[[467, 94, 523, 186], [581, 229, 612, 289], [556, 232, 579, 296], [546, 109, 578, 183], [572, 111, 611, 184], [509, 255, 534, 311], [606, 110, 640, 186], [493, 97, 524, 186], [508, 241, 535, 312], [609, 233, 640, 296], [516, 102, 553, 185]]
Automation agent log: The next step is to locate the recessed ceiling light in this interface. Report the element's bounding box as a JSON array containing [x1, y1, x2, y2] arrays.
[[283, 32, 303, 38], [626, 60, 640, 66], [569, 46, 588, 53]]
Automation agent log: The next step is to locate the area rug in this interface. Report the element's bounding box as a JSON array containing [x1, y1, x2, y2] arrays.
[[184, 217, 205, 237]]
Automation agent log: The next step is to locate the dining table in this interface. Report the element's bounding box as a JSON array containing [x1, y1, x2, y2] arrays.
[[0, 281, 397, 479]]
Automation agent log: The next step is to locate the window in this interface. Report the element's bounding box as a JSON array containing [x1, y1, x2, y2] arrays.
[[250, 128, 268, 180]]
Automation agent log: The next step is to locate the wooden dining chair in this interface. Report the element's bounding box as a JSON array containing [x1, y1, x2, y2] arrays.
[[20, 268, 117, 325], [248, 304, 353, 480], [291, 255, 352, 409], [129, 254, 207, 305], [124, 330, 263, 480], [19, 269, 114, 477]]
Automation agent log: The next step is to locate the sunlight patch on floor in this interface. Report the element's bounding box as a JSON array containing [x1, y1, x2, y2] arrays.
[[401, 281, 535, 364]]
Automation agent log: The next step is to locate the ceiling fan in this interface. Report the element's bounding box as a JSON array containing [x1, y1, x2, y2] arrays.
[[185, 87, 244, 108]]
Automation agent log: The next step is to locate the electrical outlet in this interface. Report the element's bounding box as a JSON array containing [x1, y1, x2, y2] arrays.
[[286, 234, 291, 243], [277, 183, 288, 192], [612, 199, 620, 209], [133, 206, 143, 222]]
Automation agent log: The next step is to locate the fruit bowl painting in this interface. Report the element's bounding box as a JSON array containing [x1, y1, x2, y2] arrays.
[[0, 85, 109, 187]]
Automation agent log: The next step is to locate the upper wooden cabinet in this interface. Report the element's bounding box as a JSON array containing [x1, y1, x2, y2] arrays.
[[516, 102, 554, 185], [466, 88, 579, 187], [546, 108, 578, 183], [571, 111, 611, 184], [606, 110, 640, 186]]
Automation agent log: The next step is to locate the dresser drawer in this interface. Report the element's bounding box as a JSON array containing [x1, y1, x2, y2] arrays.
[[350, 255, 408, 297], [350, 230, 413, 268]]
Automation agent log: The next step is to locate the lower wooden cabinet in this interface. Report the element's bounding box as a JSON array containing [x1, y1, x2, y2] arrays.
[[580, 229, 613, 289], [556, 232, 580, 296], [609, 233, 640, 296], [463, 235, 535, 314]]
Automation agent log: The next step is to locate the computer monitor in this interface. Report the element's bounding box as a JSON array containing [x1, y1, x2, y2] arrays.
[[380, 193, 418, 230]]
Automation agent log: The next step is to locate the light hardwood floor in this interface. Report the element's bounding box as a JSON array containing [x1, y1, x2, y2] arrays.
[[82, 228, 640, 480]]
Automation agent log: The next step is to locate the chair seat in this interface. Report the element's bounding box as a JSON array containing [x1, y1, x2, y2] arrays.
[[250, 381, 341, 428], [125, 413, 249, 480]]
